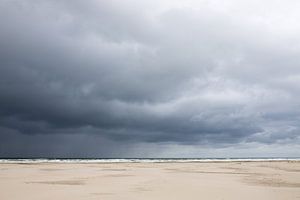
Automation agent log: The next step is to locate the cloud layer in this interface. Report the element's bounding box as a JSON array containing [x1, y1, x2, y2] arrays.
[[1, 0, 300, 157]]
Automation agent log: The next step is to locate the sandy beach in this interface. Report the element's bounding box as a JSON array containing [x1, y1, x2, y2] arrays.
[[0, 161, 299, 200]]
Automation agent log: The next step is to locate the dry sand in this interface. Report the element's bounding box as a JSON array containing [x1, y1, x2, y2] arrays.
[[0, 161, 300, 200]]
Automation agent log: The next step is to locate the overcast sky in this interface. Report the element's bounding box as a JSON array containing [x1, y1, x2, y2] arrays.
[[1, 0, 300, 158]]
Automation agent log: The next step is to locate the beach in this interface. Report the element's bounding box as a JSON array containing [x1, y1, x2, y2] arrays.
[[0, 160, 299, 200]]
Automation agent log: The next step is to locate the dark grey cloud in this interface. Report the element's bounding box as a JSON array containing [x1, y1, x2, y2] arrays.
[[0, 0, 300, 157]]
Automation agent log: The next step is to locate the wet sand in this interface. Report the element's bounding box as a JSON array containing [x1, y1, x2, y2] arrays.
[[0, 161, 300, 200]]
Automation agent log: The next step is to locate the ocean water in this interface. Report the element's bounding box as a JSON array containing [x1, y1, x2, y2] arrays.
[[0, 158, 299, 163]]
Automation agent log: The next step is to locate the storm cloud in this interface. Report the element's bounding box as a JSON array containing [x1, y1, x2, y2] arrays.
[[0, 0, 300, 157]]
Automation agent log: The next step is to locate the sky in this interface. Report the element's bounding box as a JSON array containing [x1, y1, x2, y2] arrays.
[[0, 0, 300, 158]]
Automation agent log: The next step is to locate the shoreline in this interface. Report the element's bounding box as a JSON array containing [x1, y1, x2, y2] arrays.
[[0, 158, 299, 164]]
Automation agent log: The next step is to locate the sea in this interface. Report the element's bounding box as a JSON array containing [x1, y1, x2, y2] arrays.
[[0, 157, 299, 163]]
